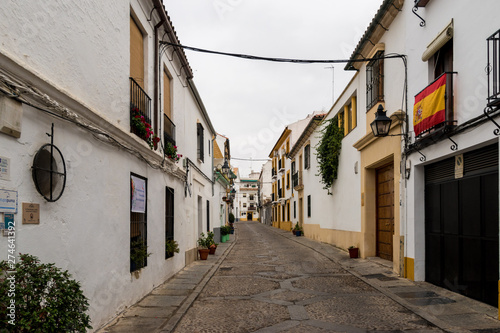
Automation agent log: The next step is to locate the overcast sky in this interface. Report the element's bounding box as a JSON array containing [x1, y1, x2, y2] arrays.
[[164, 0, 384, 176]]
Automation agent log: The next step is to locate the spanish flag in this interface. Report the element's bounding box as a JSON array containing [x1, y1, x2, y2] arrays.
[[413, 74, 447, 136]]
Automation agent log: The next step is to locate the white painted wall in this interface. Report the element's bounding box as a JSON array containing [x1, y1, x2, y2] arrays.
[[260, 160, 272, 202], [402, 0, 500, 280], [0, 0, 219, 330]]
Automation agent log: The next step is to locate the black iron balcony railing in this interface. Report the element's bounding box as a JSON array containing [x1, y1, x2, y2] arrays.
[[130, 77, 151, 125], [487, 29, 500, 108], [292, 172, 298, 188], [163, 113, 176, 146], [271, 193, 275, 202], [272, 168, 276, 177], [414, 72, 457, 139], [293, 171, 303, 190]]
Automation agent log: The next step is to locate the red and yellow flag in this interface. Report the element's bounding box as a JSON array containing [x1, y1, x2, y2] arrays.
[[413, 74, 447, 136]]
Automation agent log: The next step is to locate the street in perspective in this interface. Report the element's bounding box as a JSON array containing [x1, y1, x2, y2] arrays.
[[2, 0, 500, 332], [102, 222, 500, 333]]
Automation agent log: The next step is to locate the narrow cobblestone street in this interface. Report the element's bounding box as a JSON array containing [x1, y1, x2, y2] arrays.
[[173, 222, 441, 332], [101, 221, 500, 333]]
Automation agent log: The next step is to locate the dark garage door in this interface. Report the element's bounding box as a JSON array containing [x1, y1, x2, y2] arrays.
[[425, 144, 498, 307]]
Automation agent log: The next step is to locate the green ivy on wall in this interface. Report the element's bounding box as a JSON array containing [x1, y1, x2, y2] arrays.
[[316, 117, 344, 194]]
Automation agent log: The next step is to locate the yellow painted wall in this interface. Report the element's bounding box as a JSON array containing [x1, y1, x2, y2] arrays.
[[303, 224, 362, 251], [356, 109, 403, 274], [404, 257, 414, 281], [280, 221, 293, 232]]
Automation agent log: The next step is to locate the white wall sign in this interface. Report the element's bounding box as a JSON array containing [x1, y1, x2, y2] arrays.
[[0, 189, 17, 213], [131, 175, 146, 213], [0, 156, 10, 180], [455, 154, 464, 179]]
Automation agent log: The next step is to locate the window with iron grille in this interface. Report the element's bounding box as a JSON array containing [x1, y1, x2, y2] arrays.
[[304, 144, 310, 170], [307, 195, 311, 217], [294, 201, 296, 219], [131, 173, 148, 272], [197, 123, 204, 162], [206, 200, 210, 232], [366, 50, 384, 111], [165, 187, 174, 259], [487, 29, 500, 108]]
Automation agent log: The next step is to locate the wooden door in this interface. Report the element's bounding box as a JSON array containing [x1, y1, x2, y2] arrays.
[[376, 163, 394, 261]]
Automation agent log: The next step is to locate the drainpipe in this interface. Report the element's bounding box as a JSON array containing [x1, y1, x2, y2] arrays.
[[153, 15, 164, 136]]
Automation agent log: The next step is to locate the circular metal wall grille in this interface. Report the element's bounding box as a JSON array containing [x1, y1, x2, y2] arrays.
[[32, 143, 66, 202]]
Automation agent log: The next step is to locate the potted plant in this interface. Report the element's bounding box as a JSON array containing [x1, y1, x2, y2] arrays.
[[220, 226, 229, 243], [130, 239, 152, 271], [130, 108, 160, 150], [348, 246, 359, 258], [207, 231, 218, 254], [165, 239, 179, 259], [293, 222, 303, 236], [164, 142, 182, 162], [197, 233, 211, 260]]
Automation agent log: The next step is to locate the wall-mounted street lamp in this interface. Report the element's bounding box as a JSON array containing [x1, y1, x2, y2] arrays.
[[221, 159, 230, 176], [370, 104, 393, 137], [369, 103, 428, 173]]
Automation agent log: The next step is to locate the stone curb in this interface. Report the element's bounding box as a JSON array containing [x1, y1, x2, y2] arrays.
[[157, 230, 238, 333], [97, 230, 238, 333]]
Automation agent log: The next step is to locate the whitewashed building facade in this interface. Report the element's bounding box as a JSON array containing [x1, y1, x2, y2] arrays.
[[0, 0, 223, 330]]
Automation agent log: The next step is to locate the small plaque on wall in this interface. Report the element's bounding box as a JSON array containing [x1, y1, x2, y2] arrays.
[[22, 203, 40, 224], [455, 154, 464, 179]]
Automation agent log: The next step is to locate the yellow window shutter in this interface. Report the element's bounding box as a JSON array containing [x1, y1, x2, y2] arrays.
[[344, 105, 349, 134], [130, 16, 144, 88], [351, 96, 357, 129], [163, 70, 171, 119]]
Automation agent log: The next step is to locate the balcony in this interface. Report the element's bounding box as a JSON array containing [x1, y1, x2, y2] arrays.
[[130, 77, 152, 142], [272, 167, 277, 180], [278, 187, 283, 199], [248, 205, 256, 211], [414, 72, 457, 140], [164, 113, 176, 146], [487, 29, 500, 109], [292, 171, 304, 191]]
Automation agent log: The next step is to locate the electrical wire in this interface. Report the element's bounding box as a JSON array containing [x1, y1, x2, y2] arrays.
[[161, 41, 405, 64], [231, 157, 270, 161]]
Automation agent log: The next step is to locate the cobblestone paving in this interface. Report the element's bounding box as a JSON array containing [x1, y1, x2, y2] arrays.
[[173, 222, 442, 333]]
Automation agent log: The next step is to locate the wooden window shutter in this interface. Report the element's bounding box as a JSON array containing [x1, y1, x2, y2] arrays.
[[130, 16, 144, 88], [163, 70, 171, 119], [351, 96, 357, 129]]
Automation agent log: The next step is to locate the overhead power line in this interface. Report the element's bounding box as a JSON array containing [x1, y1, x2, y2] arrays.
[[160, 41, 405, 64], [231, 157, 270, 161]]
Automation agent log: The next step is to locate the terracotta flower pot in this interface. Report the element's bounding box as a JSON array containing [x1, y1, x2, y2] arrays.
[[199, 249, 210, 260], [348, 247, 359, 258], [209, 244, 217, 255]]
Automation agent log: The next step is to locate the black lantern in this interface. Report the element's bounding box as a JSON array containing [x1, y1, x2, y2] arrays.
[[221, 159, 230, 175], [370, 104, 392, 137]]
